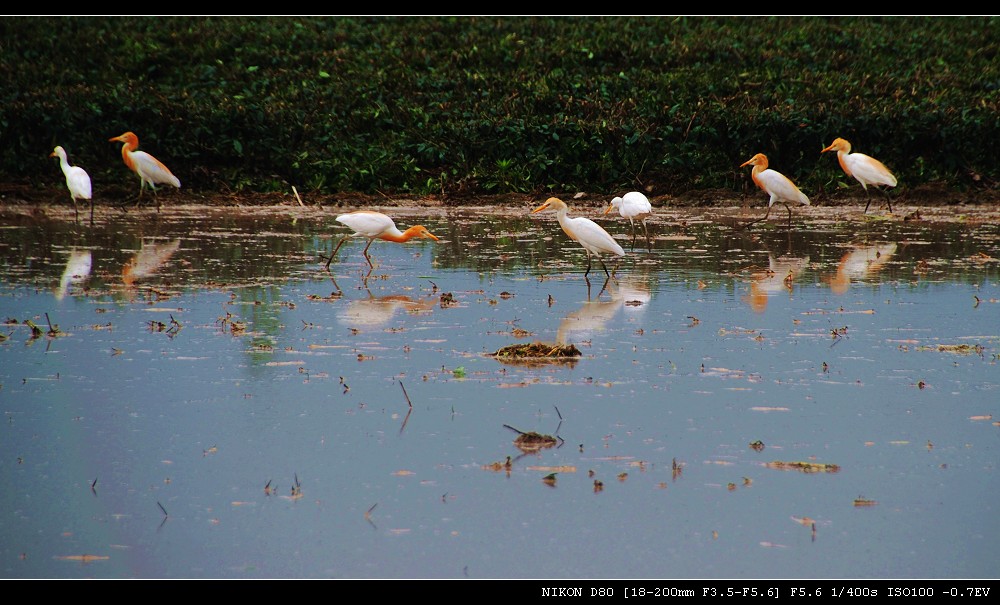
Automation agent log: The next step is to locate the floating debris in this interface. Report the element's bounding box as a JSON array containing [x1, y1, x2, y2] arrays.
[[764, 461, 841, 473], [483, 456, 513, 472], [854, 497, 878, 507], [54, 554, 110, 563], [916, 343, 983, 355], [513, 431, 558, 452], [492, 341, 582, 364], [749, 440, 765, 452]]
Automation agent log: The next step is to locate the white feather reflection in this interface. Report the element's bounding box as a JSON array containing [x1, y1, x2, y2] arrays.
[[828, 243, 897, 295], [556, 276, 651, 345], [337, 293, 437, 328], [54, 249, 93, 300]]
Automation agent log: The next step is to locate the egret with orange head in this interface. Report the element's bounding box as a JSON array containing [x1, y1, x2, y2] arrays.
[[740, 153, 810, 227], [325, 210, 439, 270], [821, 137, 897, 214], [109, 131, 180, 211], [532, 197, 625, 279]]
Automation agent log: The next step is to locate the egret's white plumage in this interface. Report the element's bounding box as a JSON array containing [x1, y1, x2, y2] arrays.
[[532, 197, 625, 278], [604, 191, 652, 250], [109, 132, 180, 211], [741, 153, 809, 226], [821, 138, 897, 213], [50, 146, 92, 222], [325, 210, 439, 269], [829, 243, 897, 295]]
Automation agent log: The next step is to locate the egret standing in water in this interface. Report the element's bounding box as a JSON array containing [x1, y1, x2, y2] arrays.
[[109, 131, 180, 211], [821, 137, 897, 214], [740, 153, 810, 227], [325, 210, 439, 270], [532, 197, 625, 279], [604, 191, 652, 251], [50, 146, 92, 223]]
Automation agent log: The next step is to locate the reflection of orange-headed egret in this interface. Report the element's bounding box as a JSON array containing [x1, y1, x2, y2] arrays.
[[821, 138, 897, 214], [325, 211, 439, 270], [50, 146, 92, 223], [55, 249, 93, 301], [741, 153, 810, 227], [828, 243, 897, 295], [746, 253, 810, 313], [109, 132, 180, 211], [337, 293, 437, 328], [122, 239, 181, 287], [604, 191, 652, 250], [532, 197, 625, 279]]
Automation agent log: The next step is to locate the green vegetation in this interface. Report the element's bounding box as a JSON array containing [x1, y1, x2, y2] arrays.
[[2, 16, 998, 202]]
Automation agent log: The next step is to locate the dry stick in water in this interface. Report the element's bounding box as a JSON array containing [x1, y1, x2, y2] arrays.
[[399, 381, 412, 407], [157, 501, 168, 517], [292, 186, 305, 207]]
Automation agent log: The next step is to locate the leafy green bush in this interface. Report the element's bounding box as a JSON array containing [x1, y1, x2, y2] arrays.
[[2, 16, 998, 200]]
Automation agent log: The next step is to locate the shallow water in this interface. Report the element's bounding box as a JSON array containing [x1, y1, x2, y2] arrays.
[[1, 202, 998, 579]]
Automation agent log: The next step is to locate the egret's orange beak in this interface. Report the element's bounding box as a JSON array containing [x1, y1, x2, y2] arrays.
[[531, 201, 550, 214], [109, 134, 124, 143], [820, 143, 835, 154], [603, 204, 614, 215], [740, 158, 753, 167]]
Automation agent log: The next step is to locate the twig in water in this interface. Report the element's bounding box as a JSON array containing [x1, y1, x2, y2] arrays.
[[554, 405, 563, 420], [292, 186, 305, 207], [157, 501, 168, 517], [399, 381, 412, 408]]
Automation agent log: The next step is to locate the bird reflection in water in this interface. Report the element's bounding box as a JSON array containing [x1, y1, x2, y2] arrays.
[[122, 239, 182, 287], [745, 253, 810, 313], [828, 243, 897, 295], [54, 248, 93, 301], [556, 276, 651, 346], [337, 291, 438, 329]]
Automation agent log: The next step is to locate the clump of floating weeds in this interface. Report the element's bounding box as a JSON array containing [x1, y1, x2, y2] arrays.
[[493, 342, 581, 360], [505, 424, 561, 452], [764, 461, 841, 473]]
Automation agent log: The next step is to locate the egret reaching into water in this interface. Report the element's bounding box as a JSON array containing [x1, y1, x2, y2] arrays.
[[821, 137, 897, 214], [604, 191, 652, 250], [532, 197, 625, 279], [50, 146, 92, 223], [324, 210, 439, 270], [740, 153, 810, 227], [109, 131, 180, 211]]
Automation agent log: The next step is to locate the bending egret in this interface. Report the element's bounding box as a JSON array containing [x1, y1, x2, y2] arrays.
[[50, 146, 92, 223], [532, 197, 625, 279], [325, 210, 439, 269], [604, 191, 652, 250], [821, 138, 897, 214], [740, 153, 810, 227], [108, 132, 180, 211]]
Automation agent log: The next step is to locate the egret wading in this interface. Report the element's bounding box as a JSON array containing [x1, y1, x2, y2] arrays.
[[50, 146, 92, 223], [325, 210, 439, 270], [821, 137, 897, 214], [604, 191, 652, 251], [109, 132, 180, 211], [532, 197, 625, 279], [740, 153, 810, 227]]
